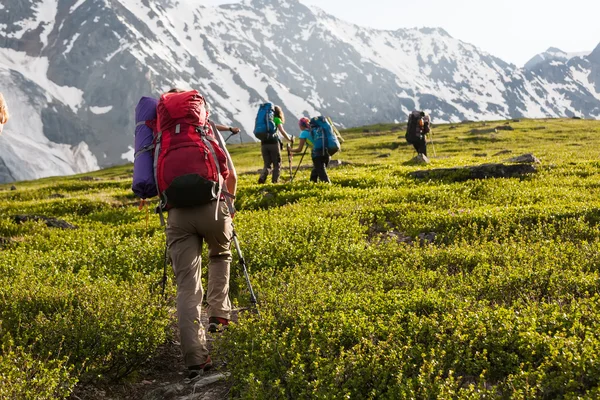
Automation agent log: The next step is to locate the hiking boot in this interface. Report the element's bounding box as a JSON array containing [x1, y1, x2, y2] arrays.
[[185, 356, 213, 383], [208, 316, 229, 333], [257, 176, 266, 184]]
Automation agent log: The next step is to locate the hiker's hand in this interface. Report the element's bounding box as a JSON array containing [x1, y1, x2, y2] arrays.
[[229, 127, 240, 134]]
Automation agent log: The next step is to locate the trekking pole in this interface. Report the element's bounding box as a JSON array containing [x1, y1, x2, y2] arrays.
[[231, 227, 260, 316], [286, 143, 293, 182], [429, 130, 437, 157], [161, 238, 168, 298], [223, 196, 260, 316], [224, 133, 234, 143], [291, 145, 308, 181]]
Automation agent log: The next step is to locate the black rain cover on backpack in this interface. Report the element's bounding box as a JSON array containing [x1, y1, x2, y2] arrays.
[[405, 111, 422, 144]]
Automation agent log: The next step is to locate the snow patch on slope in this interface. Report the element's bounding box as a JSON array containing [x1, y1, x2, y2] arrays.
[[0, 48, 84, 113], [0, 65, 97, 182]]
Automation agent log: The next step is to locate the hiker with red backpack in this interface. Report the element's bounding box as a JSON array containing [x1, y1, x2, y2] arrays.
[[134, 88, 237, 382], [254, 104, 294, 184]]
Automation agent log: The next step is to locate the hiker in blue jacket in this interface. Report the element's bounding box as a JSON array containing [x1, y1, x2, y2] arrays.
[[288, 117, 331, 183]]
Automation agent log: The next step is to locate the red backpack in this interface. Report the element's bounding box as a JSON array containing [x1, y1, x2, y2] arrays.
[[154, 90, 229, 210]]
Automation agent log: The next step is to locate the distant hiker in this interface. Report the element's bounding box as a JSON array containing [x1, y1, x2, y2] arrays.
[[405, 110, 431, 156], [289, 117, 330, 183], [0, 93, 9, 134], [254, 104, 294, 184], [289, 116, 341, 183], [157, 89, 237, 382]]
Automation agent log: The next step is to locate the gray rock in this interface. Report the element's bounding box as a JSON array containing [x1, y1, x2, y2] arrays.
[[13, 215, 77, 229], [506, 153, 541, 164], [418, 232, 437, 245], [143, 372, 229, 400], [409, 163, 538, 181], [470, 128, 498, 134], [407, 154, 430, 165]]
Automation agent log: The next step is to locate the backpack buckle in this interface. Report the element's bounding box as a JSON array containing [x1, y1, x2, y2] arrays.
[[195, 125, 210, 137]]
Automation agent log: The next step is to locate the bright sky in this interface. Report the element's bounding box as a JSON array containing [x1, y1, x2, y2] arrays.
[[201, 0, 600, 67]]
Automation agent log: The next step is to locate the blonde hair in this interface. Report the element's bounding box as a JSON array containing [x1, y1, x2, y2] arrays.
[[0, 93, 9, 125], [274, 105, 285, 124]]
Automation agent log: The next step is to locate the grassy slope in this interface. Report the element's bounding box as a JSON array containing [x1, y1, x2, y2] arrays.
[[2, 118, 600, 398]]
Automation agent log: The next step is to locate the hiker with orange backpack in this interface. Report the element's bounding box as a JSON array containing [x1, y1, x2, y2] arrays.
[[153, 89, 237, 382]]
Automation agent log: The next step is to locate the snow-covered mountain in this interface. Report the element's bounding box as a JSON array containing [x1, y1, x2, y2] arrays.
[[524, 47, 591, 70], [1, 0, 599, 183]]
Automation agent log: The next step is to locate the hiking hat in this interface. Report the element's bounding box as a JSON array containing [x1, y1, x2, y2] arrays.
[[298, 117, 310, 131]]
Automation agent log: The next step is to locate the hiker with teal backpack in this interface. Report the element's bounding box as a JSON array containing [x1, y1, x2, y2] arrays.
[[289, 116, 340, 183], [254, 104, 293, 184]]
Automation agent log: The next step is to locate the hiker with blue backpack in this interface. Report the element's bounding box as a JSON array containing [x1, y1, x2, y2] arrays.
[[254, 104, 294, 184], [288, 116, 341, 183]]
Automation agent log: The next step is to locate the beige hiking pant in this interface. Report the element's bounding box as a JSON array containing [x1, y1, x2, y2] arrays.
[[166, 201, 233, 367]]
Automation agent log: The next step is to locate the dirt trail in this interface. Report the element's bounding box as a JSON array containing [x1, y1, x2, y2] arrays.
[[71, 309, 239, 400]]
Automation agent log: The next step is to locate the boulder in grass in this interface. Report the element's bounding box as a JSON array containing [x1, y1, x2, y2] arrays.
[[409, 163, 537, 181], [407, 154, 430, 165], [470, 128, 498, 134], [506, 153, 541, 164], [13, 215, 77, 229], [493, 149, 512, 156], [495, 125, 514, 131]]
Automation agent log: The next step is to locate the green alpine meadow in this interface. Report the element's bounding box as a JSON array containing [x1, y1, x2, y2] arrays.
[[3, 118, 600, 399]]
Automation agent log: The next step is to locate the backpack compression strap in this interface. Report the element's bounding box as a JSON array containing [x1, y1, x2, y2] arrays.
[[153, 131, 166, 226], [200, 122, 235, 220]]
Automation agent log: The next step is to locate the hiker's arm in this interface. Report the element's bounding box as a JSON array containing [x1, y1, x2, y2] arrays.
[[277, 124, 293, 143], [423, 122, 431, 135], [215, 124, 240, 134], [212, 123, 237, 197], [225, 167, 237, 197], [289, 138, 306, 153]]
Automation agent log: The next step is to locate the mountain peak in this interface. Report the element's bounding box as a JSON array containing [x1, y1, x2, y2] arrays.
[[589, 42, 600, 64], [417, 27, 452, 38]]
